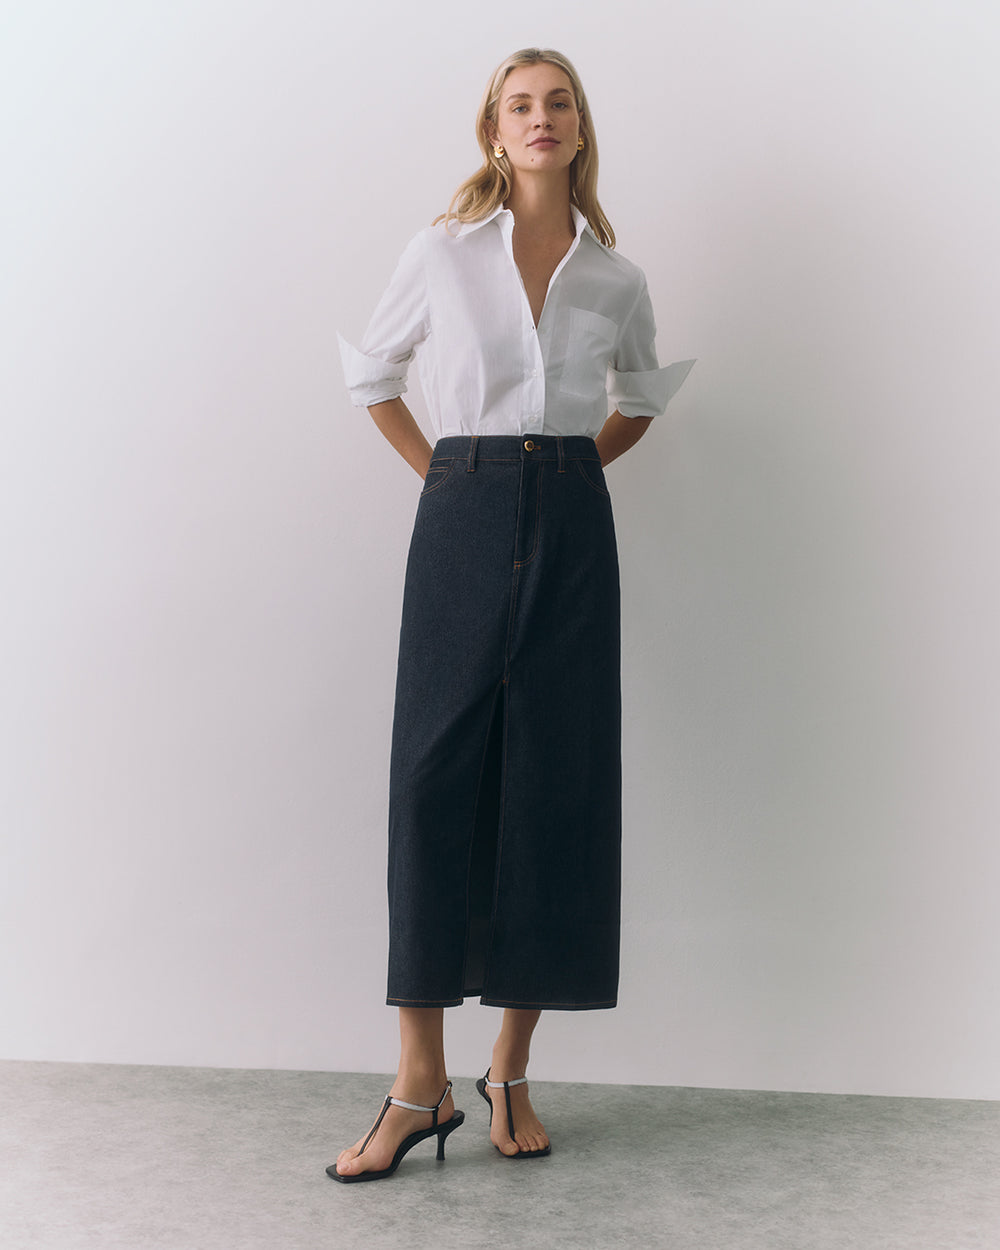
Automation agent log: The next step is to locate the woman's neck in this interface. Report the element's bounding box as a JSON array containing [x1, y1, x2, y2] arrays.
[[505, 173, 574, 238]]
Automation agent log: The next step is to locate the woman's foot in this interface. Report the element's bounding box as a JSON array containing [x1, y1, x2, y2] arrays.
[[482, 1069, 550, 1156], [334, 1080, 455, 1178]]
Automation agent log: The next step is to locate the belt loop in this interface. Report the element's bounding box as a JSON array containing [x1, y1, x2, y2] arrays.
[[557, 435, 566, 473], [467, 435, 479, 472]]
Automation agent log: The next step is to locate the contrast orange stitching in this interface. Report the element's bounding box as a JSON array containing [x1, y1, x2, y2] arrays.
[[513, 462, 545, 566], [419, 463, 454, 496], [387, 996, 465, 1005], [574, 458, 611, 497], [480, 997, 618, 1009]]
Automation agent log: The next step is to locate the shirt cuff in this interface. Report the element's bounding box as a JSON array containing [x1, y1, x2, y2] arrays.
[[337, 332, 411, 407], [608, 359, 696, 418]]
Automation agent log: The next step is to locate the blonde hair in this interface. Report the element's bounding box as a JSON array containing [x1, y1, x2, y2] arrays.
[[434, 48, 615, 249]]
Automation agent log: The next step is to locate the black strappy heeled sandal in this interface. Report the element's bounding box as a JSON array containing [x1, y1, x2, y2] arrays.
[[327, 1081, 465, 1183], [475, 1068, 551, 1159]]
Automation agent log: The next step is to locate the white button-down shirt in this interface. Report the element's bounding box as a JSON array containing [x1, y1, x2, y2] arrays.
[[338, 206, 694, 439]]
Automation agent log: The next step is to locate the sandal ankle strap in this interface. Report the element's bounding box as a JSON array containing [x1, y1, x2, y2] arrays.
[[485, 1075, 527, 1089], [388, 1079, 453, 1113]]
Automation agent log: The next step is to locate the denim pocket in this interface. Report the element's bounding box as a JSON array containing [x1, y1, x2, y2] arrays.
[[574, 457, 611, 498], [420, 461, 454, 496]]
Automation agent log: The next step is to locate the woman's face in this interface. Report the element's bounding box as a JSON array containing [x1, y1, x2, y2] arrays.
[[490, 62, 582, 178]]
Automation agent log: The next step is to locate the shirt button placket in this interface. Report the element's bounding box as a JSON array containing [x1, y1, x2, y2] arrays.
[[523, 322, 545, 436]]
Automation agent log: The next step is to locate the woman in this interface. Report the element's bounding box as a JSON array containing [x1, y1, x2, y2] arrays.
[[330, 48, 693, 1182]]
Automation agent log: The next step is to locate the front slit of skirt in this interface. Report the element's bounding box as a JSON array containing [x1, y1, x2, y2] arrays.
[[461, 685, 504, 998]]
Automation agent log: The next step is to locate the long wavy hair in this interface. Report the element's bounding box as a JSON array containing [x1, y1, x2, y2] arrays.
[[434, 48, 615, 249]]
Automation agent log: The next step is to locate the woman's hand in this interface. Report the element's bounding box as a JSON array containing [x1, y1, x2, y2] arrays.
[[594, 411, 653, 467], [367, 398, 434, 478]]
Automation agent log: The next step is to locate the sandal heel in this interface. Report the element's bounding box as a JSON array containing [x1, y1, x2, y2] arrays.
[[436, 1119, 454, 1160]]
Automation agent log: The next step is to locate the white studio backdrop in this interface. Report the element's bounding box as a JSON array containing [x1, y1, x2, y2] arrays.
[[2, 0, 998, 1099]]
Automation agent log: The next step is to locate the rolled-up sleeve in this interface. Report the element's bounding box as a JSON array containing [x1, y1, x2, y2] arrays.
[[608, 278, 696, 418], [338, 232, 430, 407]]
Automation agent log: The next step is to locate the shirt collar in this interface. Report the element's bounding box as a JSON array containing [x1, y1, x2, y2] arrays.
[[455, 204, 594, 242]]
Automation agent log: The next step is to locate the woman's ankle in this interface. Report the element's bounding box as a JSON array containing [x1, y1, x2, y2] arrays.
[[489, 1047, 530, 1081], [392, 1065, 450, 1101]]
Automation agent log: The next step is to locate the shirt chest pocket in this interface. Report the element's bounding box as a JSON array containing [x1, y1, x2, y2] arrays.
[[559, 307, 619, 400]]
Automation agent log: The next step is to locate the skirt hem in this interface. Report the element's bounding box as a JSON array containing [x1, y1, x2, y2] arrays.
[[385, 995, 618, 1011]]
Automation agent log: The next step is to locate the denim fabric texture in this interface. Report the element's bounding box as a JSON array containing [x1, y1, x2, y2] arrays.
[[387, 435, 622, 1010]]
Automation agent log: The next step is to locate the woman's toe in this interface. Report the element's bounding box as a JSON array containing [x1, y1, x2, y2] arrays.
[[336, 1146, 361, 1174]]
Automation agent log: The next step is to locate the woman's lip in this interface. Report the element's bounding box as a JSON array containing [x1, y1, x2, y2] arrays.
[[529, 138, 559, 147]]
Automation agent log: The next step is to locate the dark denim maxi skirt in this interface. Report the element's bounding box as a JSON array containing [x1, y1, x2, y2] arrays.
[[387, 435, 621, 1010]]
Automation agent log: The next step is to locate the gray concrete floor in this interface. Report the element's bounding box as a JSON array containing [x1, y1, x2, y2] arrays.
[[1, 1061, 997, 1250]]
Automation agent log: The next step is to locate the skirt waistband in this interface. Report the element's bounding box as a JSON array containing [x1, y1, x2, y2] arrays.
[[431, 435, 599, 466]]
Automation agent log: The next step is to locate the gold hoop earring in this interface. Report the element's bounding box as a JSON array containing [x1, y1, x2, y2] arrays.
[[577, 137, 585, 151], [494, 144, 505, 158]]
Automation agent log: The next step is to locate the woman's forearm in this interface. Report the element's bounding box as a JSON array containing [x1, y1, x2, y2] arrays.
[[368, 398, 434, 477], [594, 411, 653, 466]]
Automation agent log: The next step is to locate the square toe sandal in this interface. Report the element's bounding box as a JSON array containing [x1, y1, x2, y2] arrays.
[[327, 1081, 464, 1183], [475, 1069, 551, 1159]]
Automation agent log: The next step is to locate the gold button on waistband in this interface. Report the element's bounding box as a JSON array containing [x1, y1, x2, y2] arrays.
[[524, 439, 536, 451]]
